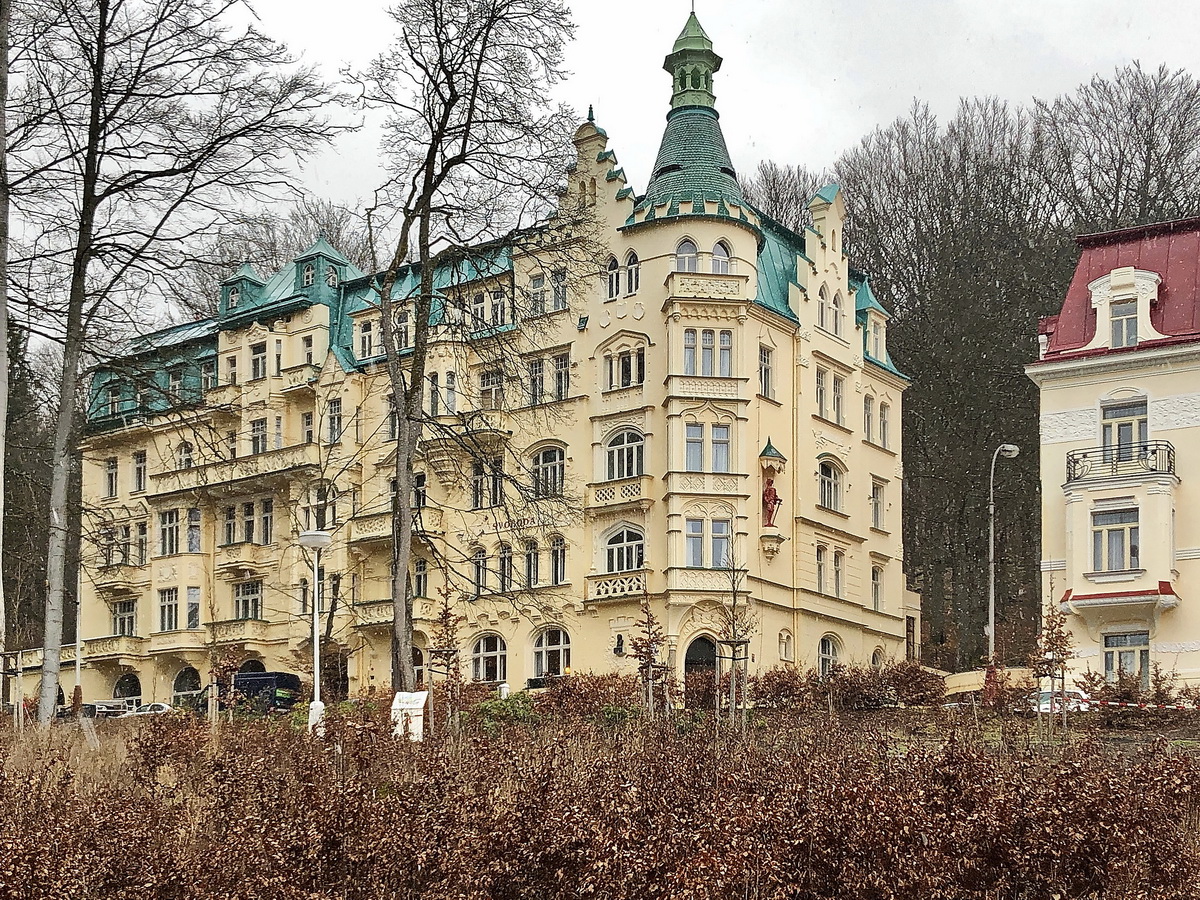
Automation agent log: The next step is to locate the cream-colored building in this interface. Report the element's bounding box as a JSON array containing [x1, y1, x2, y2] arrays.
[[1028, 218, 1200, 686], [31, 13, 917, 709]]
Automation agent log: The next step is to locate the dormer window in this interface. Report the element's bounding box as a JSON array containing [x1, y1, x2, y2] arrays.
[[1111, 300, 1137, 348], [711, 241, 730, 275], [228, 287, 240, 309], [871, 321, 885, 360], [675, 239, 698, 273], [325, 265, 338, 288], [302, 263, 315, 287]]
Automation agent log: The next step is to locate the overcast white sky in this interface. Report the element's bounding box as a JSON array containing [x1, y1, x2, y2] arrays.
[[250, 0, 1200, 208]]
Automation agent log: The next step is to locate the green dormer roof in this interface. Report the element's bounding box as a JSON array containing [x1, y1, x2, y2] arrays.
[[813, 183, 841, 205], [296, 234, 352, 265], [759, 438, 787, 461], [223, 261, 265, 286], [640, 12, 742, 212]]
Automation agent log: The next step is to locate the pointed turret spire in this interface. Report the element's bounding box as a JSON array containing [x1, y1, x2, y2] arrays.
[[664, 11, 721, 110]]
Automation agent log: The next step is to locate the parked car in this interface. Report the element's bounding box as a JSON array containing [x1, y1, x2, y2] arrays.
[[1021, 690, 1091, 715], [186, 671, 303, 715], [118, 702, 173, 717]]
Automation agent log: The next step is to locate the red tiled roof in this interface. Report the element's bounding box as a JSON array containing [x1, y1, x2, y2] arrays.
[[1039, 218, 1200, 360]]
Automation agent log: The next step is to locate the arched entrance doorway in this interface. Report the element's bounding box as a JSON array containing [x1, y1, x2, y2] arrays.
[[173, 667, 202, 706], [238, 658, 266, 674], [113, 673, 142, 710], [683, 636, 717, 709]]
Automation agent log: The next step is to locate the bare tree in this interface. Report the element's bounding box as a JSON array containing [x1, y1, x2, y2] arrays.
[[7, 0, 344, 723], [352, 0, 591, 693], [740, 160, 828, 233]]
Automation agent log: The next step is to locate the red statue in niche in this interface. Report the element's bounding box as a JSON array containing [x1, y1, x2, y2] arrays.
[[762, 478, 781, 527]]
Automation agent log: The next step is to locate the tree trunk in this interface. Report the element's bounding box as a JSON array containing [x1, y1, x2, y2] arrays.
[[0, 0, 11, 693]]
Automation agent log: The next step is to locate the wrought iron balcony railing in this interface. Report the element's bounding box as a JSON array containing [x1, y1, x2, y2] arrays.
[[1065, 441, 1175, 482]]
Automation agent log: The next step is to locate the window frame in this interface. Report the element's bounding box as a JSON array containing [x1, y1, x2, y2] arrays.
[[534, 627, 571, 678], [472, 634, 507, 682], [605, 527, 645, 574], [606, 430, 645, 481], [675, 239, 698, 273]]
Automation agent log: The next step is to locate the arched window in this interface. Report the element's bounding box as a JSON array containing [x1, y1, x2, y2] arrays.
[[325, 265, 339, 288], [606, 257, 620, 300], [413, 646, 425, 686], [711, 241, 730, 274], [228, 286, 240, 308], [626, 251, 640, 294], [606, 430, 644, 480], [675, 239, 698, 273], [778, 630, 794, 662], [833, 550, 845, 599], [114, 673, 142, 708], [871, 648, 884, 670], [550, 535, 567, 584], [173, 667, 201, 705], [532, 446, 565, 497], [832, 292, 844, 337], [414, 558, 428, 598], [818, 636, 839, 677], [524, 540, 539, 587], [299, 578, 310, 614], [816, 545, 827, 595], [497, 544, 513, 592], [871, 566, 883, 611], [177, 441, 194, 470], [471, 547, 487, 597], [534, 628, 571, 677], [818, 285, 830, 331], [864, 395, 874, 443], [428, 373, 440, 416], [819, 461, 842, 512], [472, 634, 507, 682], [302, 263, 315, 287], [606, 527, 644, 573], [239, 658, 266, 674]]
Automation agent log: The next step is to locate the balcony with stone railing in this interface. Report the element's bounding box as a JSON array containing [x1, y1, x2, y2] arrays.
[[587, 476, 655, 513], [148, 629, 208, 655], [665, 270, 748, 302], [206, 618, 273, 647], [149, 442, 320, 499], [215, 541, 276, 578], [586, 569, 649, 601], [348, 507, 444, 546], [93, 563, 150, 596], [85, 634, 150, 664]]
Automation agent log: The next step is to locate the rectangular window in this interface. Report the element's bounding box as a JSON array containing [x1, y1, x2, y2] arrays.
[[759, 346, 773, 398], [186, 586, 201, 630], [302, 411, 314, 444], [187, 508, 201, 553], [260, 499, 274, 545], [1102, 401, 1148, 461], [360, 321, 374, 359], [250, 418, 268, 455], [159, 510, 179, 556], [168, 368, 183, 400], [816, 368, 828, 418], [480, 370, 504, 410], [159, 588, 179, 632], [712, 425, 730, 473], [554, 353, 570, 401], [719, 331, 733, 377], [242, 501, 256, 545], [234, 581, 262, 620], [274, 416, 283, 450], [872, 322, 884, 360], [250, 342, 267, 380], [104, 458, 118, 498], [1111, 300, 1137, 349], [701, 330, 715, 376], [472, 292, 486, 326], [527, 359, 544, 405], [871, 482, 886, 530], [529, 274, 546, 316], [413, 473, 427, 509], [1104, 631, 1150, 687], [551, 270, 567, 310], [223, 505, 237, 546], [879, 403, 890, 449], [226, 430, 237, 460], [105, 384, 120, 416], [397, 308, 410, 350], [685, 423, 704, 472], [112, 600, 136, 637], [445, 372, 457, 413], [489, 457, 504, 507], [471, 461, 486, 510], [133, 450, 147, 493], [686, 519, 704, 567], [225, 355, 238, 386], [490, 290, 507, 326], [711, 520, 731, 568], [274, 340, 283, 376], [201, 361, 216, 391], [1092, 509, 1139, 572], [135, 522, 148, 565], [683, 329, 697, 375], [832, 374, 845, 425], [117, 525, 130, 565], [525, 544, 539, 587], [864, 397, 874, 443], [327, 398, 342, 442], [302, 335, 314, 366], [550, 538, 566, 585]]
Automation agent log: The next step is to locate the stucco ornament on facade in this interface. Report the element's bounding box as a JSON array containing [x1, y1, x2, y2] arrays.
[[1040, 408, 1098, 445], [1151, 394, 1200, 430]]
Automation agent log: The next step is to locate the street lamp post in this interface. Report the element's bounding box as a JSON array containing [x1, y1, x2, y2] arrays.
[[298, 529, 332, 731], [988, 443, 1020, 663]]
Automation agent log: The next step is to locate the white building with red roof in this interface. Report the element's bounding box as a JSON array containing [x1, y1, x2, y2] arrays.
[[1028, 218, 1200, 686]]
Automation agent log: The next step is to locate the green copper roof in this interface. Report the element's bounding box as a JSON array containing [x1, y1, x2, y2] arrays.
[[296, 234, 352, 265], [759, 438, 787, 461], [813, 183, 841, 205], [639, 12, 741, 211], [223, 261, 265, 285]]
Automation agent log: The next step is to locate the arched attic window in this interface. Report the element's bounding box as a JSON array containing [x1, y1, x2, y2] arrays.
[[302, 263, 315, 287]]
